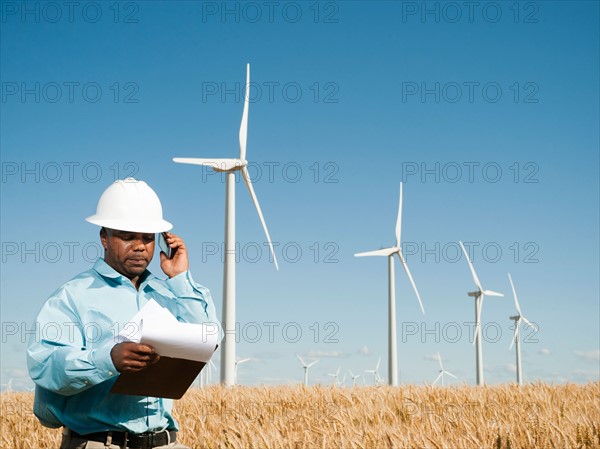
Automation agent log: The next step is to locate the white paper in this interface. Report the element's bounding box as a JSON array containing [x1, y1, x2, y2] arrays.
[[116, 299, 176, 343], [117, 299, 219, 362]]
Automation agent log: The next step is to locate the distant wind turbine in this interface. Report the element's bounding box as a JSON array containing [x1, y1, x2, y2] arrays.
[[297, 354, 319, 386], [349, 370, 361, 387], [173, 64, 279, 386], [432, 352, 457, 386], [1, 378, 13, 392], [200, 358, 217, 388], [508, 273, 538, 386], [459, 241, 504, 386], [328, 366, 341, 386], [355, 182, 425, 386], [365, 357, 382, 385], [234, 358, 252, 384], [207, 359, 216, 385]]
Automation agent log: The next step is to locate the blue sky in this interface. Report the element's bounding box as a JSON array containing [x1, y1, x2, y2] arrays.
[[1, 1, 598, 389]]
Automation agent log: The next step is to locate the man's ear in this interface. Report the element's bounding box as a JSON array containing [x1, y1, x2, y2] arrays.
[[100, 227, 108, 251]]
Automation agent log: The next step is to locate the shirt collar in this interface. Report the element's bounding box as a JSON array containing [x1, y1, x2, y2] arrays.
[[93, 258, 155, 286]]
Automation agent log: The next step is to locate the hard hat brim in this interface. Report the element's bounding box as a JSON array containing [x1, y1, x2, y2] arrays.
[[85, 215, 173, 233]]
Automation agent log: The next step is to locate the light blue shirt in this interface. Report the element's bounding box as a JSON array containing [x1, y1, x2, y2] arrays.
[[27, 258, 220, 435]]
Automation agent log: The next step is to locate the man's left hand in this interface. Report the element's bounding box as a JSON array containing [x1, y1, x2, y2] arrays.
[[160, 232, 189, 278]]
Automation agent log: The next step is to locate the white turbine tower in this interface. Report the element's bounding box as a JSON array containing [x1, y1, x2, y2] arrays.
[[365, 357, 382, 385], [432, 352, 457, 387], [296, 354, 319, 386], [508, 273, 538, 386], [355, 182, 424, 386], [459, 241, 504, 386], [349, 370, 361, 387], [173, 64, 279, 386], [234, 358, 251, 384], [328, 366, 341, 386]]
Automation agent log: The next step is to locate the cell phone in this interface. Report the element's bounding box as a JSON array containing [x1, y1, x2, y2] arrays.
[[157, 232, 173, 258]]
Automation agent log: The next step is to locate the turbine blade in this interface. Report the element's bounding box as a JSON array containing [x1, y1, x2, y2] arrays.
[[296, 354, 306, 366], [307, 359, 319, 368], [395, 182, 403, 248], [483, 290, 504, 297], [521, 316, 538, 331], [398, 251, 425, 314], [239, 63, 249, 161], [437, 352, 444, 371], [508, 273, 522, 314], [433, 373, 443, 385], [354, 247, 396, 257], [172, 158, 243, 171], [375, 357, 381, 371], [445, 371, 458, 379], [460, 241, 483, 291], [241, 166, 279, 270]]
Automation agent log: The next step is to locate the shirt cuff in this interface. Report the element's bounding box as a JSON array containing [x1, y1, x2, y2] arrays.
[[92, 341, 118, 380], [166, 270, 201, 297]]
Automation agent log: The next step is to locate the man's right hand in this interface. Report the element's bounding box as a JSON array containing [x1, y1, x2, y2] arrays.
[[110, 342, 160, 373]]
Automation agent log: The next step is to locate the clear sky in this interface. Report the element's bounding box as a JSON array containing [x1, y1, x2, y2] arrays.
[[1, 1, 598, 389]]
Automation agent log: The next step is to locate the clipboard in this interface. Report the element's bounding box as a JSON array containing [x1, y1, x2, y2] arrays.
[[111, 356, 206, 399], [110, 299, 220, 399]]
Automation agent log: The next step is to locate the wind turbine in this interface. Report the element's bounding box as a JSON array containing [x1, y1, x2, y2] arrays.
[[508, 273, 538, 386], [173, 64, 279, 386], [432, 352, 457, 386], [349, 370, 361, 387], [199, 359, 215, 388], [234, 357, 252, 384], [459, 241, 504, 386], [1, 378, 13, 392], [365, 357, 382, 385], [355, 182, 424, 386], [296, 354, 319, 386], [327, 366, 341, 386]]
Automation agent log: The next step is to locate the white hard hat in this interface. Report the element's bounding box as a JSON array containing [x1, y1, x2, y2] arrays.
[[85, 178, 173, 233]]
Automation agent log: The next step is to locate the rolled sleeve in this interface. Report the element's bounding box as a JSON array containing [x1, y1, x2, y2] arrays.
[[91, 341, 118, 381], [166, 271, 201, 298]]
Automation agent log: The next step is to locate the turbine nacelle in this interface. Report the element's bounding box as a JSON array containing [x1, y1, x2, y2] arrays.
[[172, 64, 279, 273], [459, 241, 504, 346], [354, 183, 425, 315], [508, 273, 538, 351]]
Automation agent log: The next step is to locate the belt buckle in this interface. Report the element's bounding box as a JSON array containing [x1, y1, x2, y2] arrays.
[[147, 432, 154, 449], [140, 431, 157, 449]]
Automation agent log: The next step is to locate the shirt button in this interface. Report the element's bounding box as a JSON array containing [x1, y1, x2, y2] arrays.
[[108, 371, 114, 376]]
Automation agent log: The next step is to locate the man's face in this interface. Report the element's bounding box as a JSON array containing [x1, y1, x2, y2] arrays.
[[101, 228, 155, 279]]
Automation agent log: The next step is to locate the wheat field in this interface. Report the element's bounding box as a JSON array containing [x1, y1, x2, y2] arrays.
[[1, 383, 599, 449]]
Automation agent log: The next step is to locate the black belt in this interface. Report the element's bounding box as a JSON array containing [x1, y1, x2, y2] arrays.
[[71, 429, 177, 448]]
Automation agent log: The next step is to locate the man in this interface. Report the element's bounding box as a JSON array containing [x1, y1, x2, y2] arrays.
[[27, 178, 220, 449]]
